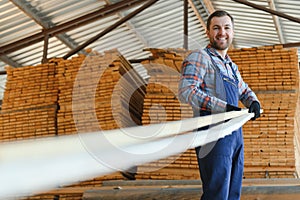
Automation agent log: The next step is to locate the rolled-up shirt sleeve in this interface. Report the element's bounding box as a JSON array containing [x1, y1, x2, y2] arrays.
[[178, 51, 227, 113]]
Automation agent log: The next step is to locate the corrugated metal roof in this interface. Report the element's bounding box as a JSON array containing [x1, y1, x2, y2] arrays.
[[0, 0, 300, 99]]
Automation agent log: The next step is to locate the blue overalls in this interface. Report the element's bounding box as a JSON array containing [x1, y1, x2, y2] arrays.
[[195, 50, 244, 200]]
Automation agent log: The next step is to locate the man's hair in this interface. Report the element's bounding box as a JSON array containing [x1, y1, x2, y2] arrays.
[[206, 10, 234, 30]]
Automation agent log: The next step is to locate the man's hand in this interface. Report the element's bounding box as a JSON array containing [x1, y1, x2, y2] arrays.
[[248, 101, 260, 120], [226, 104, 241, 112]]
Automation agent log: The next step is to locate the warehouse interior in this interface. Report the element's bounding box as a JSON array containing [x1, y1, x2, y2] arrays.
[[1, 0, 300, 199]]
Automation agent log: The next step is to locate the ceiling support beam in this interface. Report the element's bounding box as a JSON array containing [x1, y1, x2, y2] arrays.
[[0, 56, 21, 69], [202, 0, 215, 14], [0, 0, 149, 56], [106, 0, 149, 47], [231, 0, 300, 48], [10, 0, 82, 50], [283, 42, 300, 48], [42, 33, 49, 64], [63, 0, 159, 59], [9, 0, 86, 59], [231, 0, 300, 24], [268, 0, 285, 44], [184, 0, 188, 49], [188, 0, 207, 31]]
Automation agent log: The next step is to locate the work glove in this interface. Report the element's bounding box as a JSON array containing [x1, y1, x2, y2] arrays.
[[226, 104, 241, 112], [248, 101, 260, 120]]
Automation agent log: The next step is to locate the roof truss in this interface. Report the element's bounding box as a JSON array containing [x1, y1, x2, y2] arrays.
[[0, 0, 151, 67]]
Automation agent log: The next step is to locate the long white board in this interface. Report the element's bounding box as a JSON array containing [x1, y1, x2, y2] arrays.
[[0, 110, 254, 199]]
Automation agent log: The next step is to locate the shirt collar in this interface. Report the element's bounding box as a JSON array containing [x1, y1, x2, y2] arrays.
[[206, 44, 232, 64]]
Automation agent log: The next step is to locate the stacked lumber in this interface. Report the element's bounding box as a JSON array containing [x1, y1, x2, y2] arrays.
[[56, 53, 102, 135], [0, 106, 57, 142], [141, 49, 193, 123], [242, 93, 297, 178], [54, 50, 147, 198], [137, 49, 195, 179], [295, 86, 300, 175], [21, 194, 57, 200], [230, 45, 298, 91], [56, 50, 147, 135], [109, 56, 148, 127], [2, 63, 58, 111], [61, 172, 124, 189], [141, 68, 193, 123], [136, 149, 200, 180], [231, 45, 299, 178], [143, 48, 191, 73], [0, 62, 59, 199], [0, 62, 58, 142], [0, 50, 147, 199], [56, 194, 82, 200]]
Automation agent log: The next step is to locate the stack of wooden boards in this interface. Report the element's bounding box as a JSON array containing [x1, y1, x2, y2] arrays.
[[56, 49, 147, 134], [1, 64, 58, 142], [137, 48, 196, 179], [231, 46, 299, 178], [56, 49, 148, 197], [0, 45, 299, 199], [0, 49, 147, 200]]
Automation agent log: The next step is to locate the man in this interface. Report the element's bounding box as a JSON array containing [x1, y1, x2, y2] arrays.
[[178, 10, 261, 200]]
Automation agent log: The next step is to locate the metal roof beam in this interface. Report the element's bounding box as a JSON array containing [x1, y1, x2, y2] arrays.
[[0, 55, 21, 68], [9, 0, 85, 55], [63, 0, 159, 59], [232, 0, 300, 48], [283, 42, 300, 48], [184, 0, 188, 49], [188, 0, 207, 31], [0, 51, 21, 68], [10, 0, 110, 53], [231, 0, 300, 24], [106, 0, 149, 47], [0, 0, 149, 56], [268, 0, 285, 44], [202, 0, 215, 14]]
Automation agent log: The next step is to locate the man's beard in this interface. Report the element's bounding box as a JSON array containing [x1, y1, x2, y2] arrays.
[[210, 39, 231, 51], [211, 40, 230, 50]]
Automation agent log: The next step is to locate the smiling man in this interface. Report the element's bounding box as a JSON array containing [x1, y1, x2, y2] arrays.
[[178, 10, 261, 200]]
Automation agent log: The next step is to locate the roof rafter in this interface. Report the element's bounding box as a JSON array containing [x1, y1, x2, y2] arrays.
[[10, 0, 82, 50], [0, 55, 21, 69], [231, 0, 300, 24], [63, 0, 159, 59], [188, 0, 207, 31], [0, 0, 149, 57], [231, 0, 300, 48], [106, 0, 149, 47], [268, 0, 285, 44], [202, 0, 215, 14], [8, 0, 86, 66]]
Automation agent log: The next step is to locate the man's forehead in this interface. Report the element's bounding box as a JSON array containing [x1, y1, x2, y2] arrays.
[[211, 16, 232, 25]]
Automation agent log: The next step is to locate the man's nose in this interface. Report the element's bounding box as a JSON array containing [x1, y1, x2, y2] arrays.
[[218, 28, 226, 35]]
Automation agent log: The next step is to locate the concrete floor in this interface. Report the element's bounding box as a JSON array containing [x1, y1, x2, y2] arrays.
[[83, 179, 300, 200]]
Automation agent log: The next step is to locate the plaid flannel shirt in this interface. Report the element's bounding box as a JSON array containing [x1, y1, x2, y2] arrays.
[[178, 45, 259, 113]]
